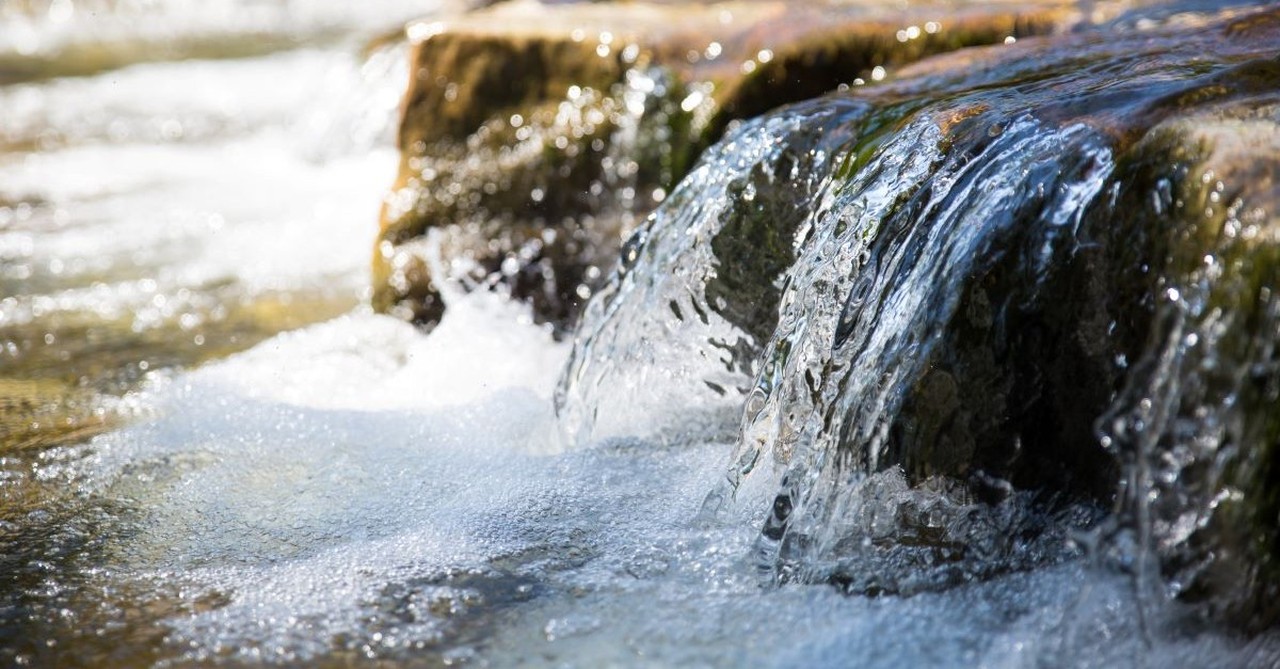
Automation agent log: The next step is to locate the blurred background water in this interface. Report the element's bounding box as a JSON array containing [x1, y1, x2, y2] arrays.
[[0, 0, 451, 452]]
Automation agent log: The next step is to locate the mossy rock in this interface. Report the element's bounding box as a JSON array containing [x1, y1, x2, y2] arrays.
[[686, 5, 1280, 625], [372, 0, 1077, 330], [871, 14, 1280, 627], [1105, 101, 1280, 631]]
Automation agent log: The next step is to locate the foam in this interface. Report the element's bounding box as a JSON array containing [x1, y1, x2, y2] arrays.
[[59, 297, 1277, 666]]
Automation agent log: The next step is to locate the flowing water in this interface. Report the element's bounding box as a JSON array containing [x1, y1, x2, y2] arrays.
[[3, 0, 1280, 667]]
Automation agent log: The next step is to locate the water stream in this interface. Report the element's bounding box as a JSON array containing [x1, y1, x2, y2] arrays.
[[2, 1, 1280, 667]]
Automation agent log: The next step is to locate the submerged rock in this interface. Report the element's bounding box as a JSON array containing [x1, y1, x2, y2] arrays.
[[559, 3, 1280, 629], [372, 0, 1076, 330]]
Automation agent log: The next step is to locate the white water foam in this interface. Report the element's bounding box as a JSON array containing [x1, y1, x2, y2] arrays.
[[49, 292, 1274, 667]]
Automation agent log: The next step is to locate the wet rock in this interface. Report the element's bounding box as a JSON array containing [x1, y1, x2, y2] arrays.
[[560, 2, 1280, 627], [869, 10, 1280, 628], [755, 7, 1280, 626], [372, 0, 1077, 330], [1098, 99, 1280, 630]]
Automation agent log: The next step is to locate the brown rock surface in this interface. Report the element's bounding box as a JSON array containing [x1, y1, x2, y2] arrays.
[[372, 0, 1078, 330]]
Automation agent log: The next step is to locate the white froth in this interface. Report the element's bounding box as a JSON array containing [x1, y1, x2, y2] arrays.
[[69, 303, 1278, 666], [201, 294, 570, 415]]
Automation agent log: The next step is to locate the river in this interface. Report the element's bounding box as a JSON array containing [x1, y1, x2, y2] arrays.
[[2, 1, 1279, 666]]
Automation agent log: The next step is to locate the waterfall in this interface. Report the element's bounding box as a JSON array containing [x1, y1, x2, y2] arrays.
[[559, 5, 1280, 623], [556, 99, 868, 446]]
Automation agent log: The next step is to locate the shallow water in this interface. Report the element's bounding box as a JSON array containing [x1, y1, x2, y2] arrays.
[[13, 296, 1280, 667], [3, 1, 1280, 667]]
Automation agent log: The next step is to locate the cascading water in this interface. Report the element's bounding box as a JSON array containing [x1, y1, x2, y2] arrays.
[[557, 100, 866, 445], [741, 112, 1114, 590], [560, 85, 1114, 599], [4, 0, 1280, 666], [560, 0, 1280, 630]]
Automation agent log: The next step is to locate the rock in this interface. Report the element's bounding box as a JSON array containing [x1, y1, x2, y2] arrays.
[[873, 11, 1280, 627], [556, 2, 1280, 626], [372, 0, 1078, 330], [734, 6, 1280, 626], [1100, 99, 1280, 631]]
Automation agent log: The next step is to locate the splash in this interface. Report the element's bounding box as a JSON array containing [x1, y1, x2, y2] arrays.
[[560, 0, 1280, 629]]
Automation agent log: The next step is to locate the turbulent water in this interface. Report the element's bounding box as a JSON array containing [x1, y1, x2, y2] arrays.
[[3, 0, 1280, 667]]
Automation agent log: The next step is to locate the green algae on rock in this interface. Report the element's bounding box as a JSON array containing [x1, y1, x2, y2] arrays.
[[372, 0, 1078, 331]]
